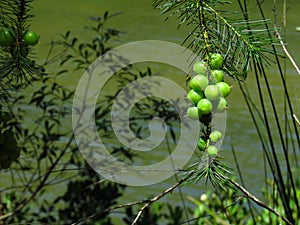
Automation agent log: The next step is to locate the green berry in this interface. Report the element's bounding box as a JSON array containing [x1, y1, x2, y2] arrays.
[[209, 53, 224, 69], [204, 85, 220, 101], [0, 28, 15, 47], [197, 99, 212, 115], [211, 70, 224, 83], [187, 89, 204, 105], [207, 146, 218, 156], [216, 82, 231, 97], [189, 75, 209, 92], [24, 31, 39, 46], [209, 131, 222, 142], [215, 97, 227, 113], [193, 61, 208, 75], [187, 107, 200, 120]]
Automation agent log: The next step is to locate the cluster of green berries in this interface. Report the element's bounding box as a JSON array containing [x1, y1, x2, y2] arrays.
[[0, 27, 39, 57], [0, 112, 20, 169], [186, 53, 231, 156]]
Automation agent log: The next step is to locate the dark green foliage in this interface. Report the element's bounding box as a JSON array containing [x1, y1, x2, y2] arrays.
[[123, 203, 163, 225], [0, 0, 43, 85], [123, 203, 185, 225], [54, 164, 125, 225]]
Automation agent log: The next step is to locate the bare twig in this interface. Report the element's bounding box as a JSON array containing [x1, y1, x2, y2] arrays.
[[224, 175, 293, 225], [274, 30, 300, 76], [293, 114, 300, 126], [69, 175, 190, 225], [70, 199, 150, 225], [131, 177, 188, 225], [273, 0, 300, 76]]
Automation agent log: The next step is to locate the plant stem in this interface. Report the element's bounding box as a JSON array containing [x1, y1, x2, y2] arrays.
[[224, 175, 293, 225]]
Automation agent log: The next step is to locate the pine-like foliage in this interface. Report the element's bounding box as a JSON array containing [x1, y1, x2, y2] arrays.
[[153, 0, 275, 81], [0, 0, 42, 90], [152, 0, 279, 190]]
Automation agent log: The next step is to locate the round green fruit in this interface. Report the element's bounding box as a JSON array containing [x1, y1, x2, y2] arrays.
[[187, 89, 204, 105], [216, 82, 231, 97], [215, 97, 227, 113], [24, 31, 39, 46], [187, 107, 200, 120], [207, 146, 218, 156], [204, 85, 220, 101], [189, 75, 209, 92], [209, 53, 224, 69], [197, 137, 207, 151], [211, 70, 224, 83], [0, 28, 15, 47], [197, 99, 212, 115], [209, 131, 222, 142], [193, 61, 208, 75]]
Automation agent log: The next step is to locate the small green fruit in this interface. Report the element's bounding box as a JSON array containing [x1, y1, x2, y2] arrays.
[[209, 53, 224, 69], [187, 107, 200, 120], [211, 70, 224, 82], [216, 82, 231, 97], [24, 31, 39, 46], [193, 61, 208, 75], [197, 137, 207, 151], [204, 85, 220, 101], [189, 75, 209, 92], [0, 28, 15, 47], [216, 97, 227, 112], [187, 89, 204, 105], [197, 99, 212, 115], [207, 146, 218, 156], [209, 131, 222, 142]]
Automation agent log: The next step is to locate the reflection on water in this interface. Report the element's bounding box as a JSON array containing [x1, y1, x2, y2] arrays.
[[9, 0, 300, 213]]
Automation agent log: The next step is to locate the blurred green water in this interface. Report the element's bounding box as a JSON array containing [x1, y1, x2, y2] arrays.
[[4, 0, 300, 221]]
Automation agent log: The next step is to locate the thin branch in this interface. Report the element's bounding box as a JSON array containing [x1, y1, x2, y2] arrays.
[[131, 176, 189, 225], [293, 114, 300, 126], [69, 175, 190, 225], [70, 199, 150, 225], [273, 0, 300, 76], [224, 175, 293, 225], [274, 30, 300, 76]]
